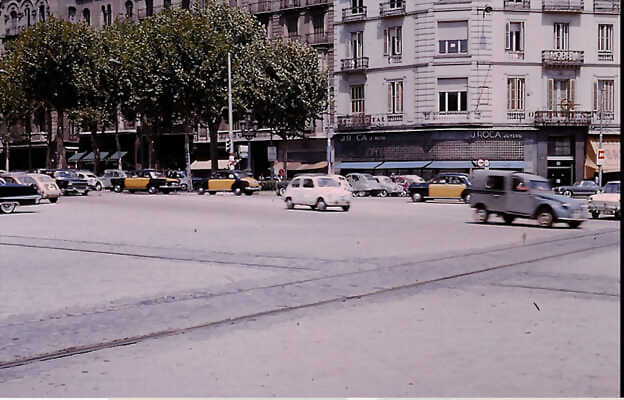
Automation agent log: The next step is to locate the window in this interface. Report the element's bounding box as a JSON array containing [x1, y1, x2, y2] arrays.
[[350, 31, 363, 58], [547, 136, 573, 156], [106, 5, 112, 25], [547, 79, 575, 110], [507, 78, 525, 111], [286, 15, 298, 36], [593, 80, 614, 113], [25, 7, 31, 26], [438, 78, 468, 112], [438, 21, 468, 54], [125, 1, 133, 18], [384, 26, 402, 56], [351, 85, 365, 113], [9, 11, 17, 34], [598, 24, 612, 51], [303, 178, 314, 188], [83, 8, 91, 25], [146, 0, 153, 16], [486, 176, 505, 191], [351, 0, 364, 13], [164, 0, 171, 8], [312, 13, 324, 33], [389, 0, 402, 8], [505, 22, 524, 52], [39, 5, 46, 22], [511, 176, 527, 192], [181, 0, 190, 9], [553, 23, 569, 50], [387, 80, 403, 114]]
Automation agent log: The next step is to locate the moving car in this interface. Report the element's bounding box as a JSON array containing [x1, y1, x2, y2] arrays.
[[77, 171, 104, 191], [99, 169, 127, 190], [0, 177, 42, 214], [345, 173, 384, 197], [553, 180, 601, 197], [374, 175, 405, 197], [43, 170, 89, 196], [470, 170, 585, 228], [2, 173, 61, 203], [167, 170, 190, 191], [283, 174, 352, 211], [588, 181, 620, 219], [197, 170, 260, 196], [391, 175, 425, 192], [111, 169, 181, 194], [408, 173, 471, 203]]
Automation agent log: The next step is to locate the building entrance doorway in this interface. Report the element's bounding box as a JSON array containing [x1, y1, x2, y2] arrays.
[[547, 159, 574, 186]]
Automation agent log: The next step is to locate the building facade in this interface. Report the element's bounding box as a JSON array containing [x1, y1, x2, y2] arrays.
[[332, 0, 620, 184]]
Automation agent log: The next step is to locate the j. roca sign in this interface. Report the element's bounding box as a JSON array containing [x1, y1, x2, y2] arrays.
[[470, 131, 523, 140]]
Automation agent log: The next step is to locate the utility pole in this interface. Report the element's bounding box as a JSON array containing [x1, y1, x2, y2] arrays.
[[326, 70, 332, 175], [227, 52, 234, 170]]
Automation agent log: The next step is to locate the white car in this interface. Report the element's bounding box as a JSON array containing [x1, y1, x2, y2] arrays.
[[77, 171, 104, 191], [284, 174, 352, 211], [588, 181, 620, 219]]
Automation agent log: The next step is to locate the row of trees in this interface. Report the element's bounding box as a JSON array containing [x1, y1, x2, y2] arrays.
[[0, 1, 328, 174]]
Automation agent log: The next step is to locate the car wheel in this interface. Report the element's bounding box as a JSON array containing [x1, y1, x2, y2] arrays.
[[378, 190, 388, 198], [316, 198, 327, 211], [342, 205, 350, 212], [503, 214, 515, 225], [0, 203, 17, 214], [233, 187, 242, 196], [181, 183, 188, 191], [49, 197, 59, 204], [198, 187, 205, 195], [474, 205, 489, 223], [411, 192, 424, 202], [536, 209, 554, 228], [148, 186, 158, 195], [209, 191, 216, 195], [567, 221, 582, 229], [279, 187, 286, 197], [113, 185, 122, 193], [95, 183, 102, 191], [285, 198, 294, 209], [591, 211, 600, 219], [563, 190, 572, 197]]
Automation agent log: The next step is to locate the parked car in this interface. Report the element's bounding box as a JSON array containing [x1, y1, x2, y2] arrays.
[[470, 170, 585, 228], [0, 177, 42, 214], [2, 173, 61, 203], [345, 173, 384, 197], [167, 170, 190, 191], [553, 179, 601, 197], [111, 169, 181, 194], [374, 175, 405, 197], [99, 169, 127, 190], [44, 170, 89, 196], [197, 170, 260, 196], [588, 181, 620, 219], [283, 174, 352, 211], [77, 171, 104, 191], [408, 173, 471, 203]]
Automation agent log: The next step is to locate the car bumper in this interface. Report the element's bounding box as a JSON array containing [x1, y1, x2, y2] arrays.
[[158, 185, 181, 190], [588, 204, 620, 214], [1, 195, 42, 205], [246, 186, 261, 192]]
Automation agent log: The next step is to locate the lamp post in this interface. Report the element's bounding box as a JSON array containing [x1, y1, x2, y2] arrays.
[[239, 109, 258, 176], [108, 58, 122, 170]]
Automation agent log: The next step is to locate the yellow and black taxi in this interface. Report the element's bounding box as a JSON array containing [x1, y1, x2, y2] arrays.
[[408, 173, 472, 203], [197, 170, 261, 196], [111, 169, 181, 194]]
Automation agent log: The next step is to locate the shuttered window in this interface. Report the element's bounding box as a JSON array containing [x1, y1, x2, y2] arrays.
[[505, 22, 524, 52], [547, 79, 575, 110], [387, 80, 403, 114], [384, 26, 402, 56], [594, 80, 614, 112], [507, 78, 525, 110], [553, 23, 569, 50], [351, 85, 365, 114], [438, 21, 468, 54], [598, 24, 613, 51]]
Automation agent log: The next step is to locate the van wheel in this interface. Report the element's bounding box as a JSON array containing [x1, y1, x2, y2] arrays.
[[474, 205, 489, 223], [536, 209, 554, 228], [316, 198, 327, 211], [503, 214, 515, 224], [285, 198, 294, 209]]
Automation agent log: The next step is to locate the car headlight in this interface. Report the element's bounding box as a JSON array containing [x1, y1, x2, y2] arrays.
[[561, 203, 569, 208]]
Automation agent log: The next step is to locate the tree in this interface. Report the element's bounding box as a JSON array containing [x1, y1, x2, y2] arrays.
[[4, 17, 98, 168]]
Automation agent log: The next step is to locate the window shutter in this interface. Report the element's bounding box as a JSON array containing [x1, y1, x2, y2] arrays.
[[397, 27, 402, 54], [520, 22, 524, 51], [505, 22, 510, 50], [519, 78, 525, 110], [507, 79, 512, 110], [387, 82, 393, 113], [384, 29, 388, 55], [569, 79, 575, 109], [397, 81, 403, 113], [593, 81, 598, 111], [547, 79, 554, 110]]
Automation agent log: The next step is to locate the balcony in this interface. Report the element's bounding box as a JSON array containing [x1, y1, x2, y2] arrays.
[[337, 114, 371, 131], [593, 111, 615, 121], [342, 6, 367, 22], [245, 1, 274, 13], [507, 111, 527, 120], [280, 0, 303, 10], [542, 0, 584, 11], [306, 0, 330, 6], [340, 57, 369, 72], [534, 110, 592, 126], [306, 32, 330, 45], [387, 54, 402, 63], [504, 0, 531, 8], [594, 0, 620, 12], [542, 50, 584, 68], [285, 32, 302, 42], [421, 111, 482, 124], [598, 51, 614, 61], [379, 1, 406, 17]]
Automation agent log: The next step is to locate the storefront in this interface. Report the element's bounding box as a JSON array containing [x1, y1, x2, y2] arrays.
[[584, 131, 620, 183]]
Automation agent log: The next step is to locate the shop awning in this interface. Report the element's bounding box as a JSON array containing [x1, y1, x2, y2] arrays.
[[68, 152, 87, 163], [427, 161, 475, 169], [274, 161, 328, 171], [586, 137, 620, 173], [191, 160, 231, 170], [81, 151, 109, 162], [334, 161, 383, 170], [106, 151, 127, 161], [488, 161, 526, 169], [376, 161, 432, 169]]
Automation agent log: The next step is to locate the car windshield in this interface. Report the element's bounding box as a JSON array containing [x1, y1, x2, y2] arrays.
[[37, 175, 53, 182], [234, 171, 249, 179], [603, 182, 620, 193], [317, 178, 340, 187], [56, 171, 78, 178], [148, 171, 165, 178], [529, 180, 551, 191]]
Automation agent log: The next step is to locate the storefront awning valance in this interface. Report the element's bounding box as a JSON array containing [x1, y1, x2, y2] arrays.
[[427, 161, 474, 169], [68, 152, 87, 163], [106, 151, 127, 161], [81, 152, 109, 162], [191, 160, 231, 170], [334, 161, 383, 170], [488, 161, 526, 169], [586, 137, 620, 173], [376, 161, 432, 169]]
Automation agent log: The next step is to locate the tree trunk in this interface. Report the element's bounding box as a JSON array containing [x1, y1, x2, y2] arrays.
[[90, 123, 100, 175], [134, 132, 141, 170], [45, 108, 53, 169], [25, 114, 32, 171], [208, 120, 219, 175], [283, 137, 288, 180], [184, 131, 192, 191], [3, 135, 9, 172], [114, 105, 122, 170], [55, 109, 66, 169]]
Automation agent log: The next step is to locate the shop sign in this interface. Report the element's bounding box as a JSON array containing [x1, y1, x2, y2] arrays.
[[470, 131, 523, 140]]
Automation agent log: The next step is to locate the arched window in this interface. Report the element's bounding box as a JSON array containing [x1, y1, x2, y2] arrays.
[[125, 1, 133, 18], [181, 0, 190, 9], [38, 4, 45, 22], [10, 11, 18, 35], [68, 6, 76, 22], [83, 8, 90, 25], [25, 7, 31, 26], [106, 4, 112, 25], [146, 0, 153, 16]]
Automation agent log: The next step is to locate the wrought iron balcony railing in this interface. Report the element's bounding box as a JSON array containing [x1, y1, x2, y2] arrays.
[[280, 0, 303, 9], [306, 32, 330, 45], [593, 0, 620, 12], [342, 6, 367, 22], [504, 0, 531, 8], [507, 111, 527, 120], [306, 0, 330, 6], [542, 0, 583, 11], [534, 110, 592, 126], [340, 57, 369, 72], [245, 0, 274, 13], [337, 114, 371, 130], [598, 51, 614, 61], [542, 50, 584, 67], [420, 111, 482, 123], [379, 1, 406, 16]]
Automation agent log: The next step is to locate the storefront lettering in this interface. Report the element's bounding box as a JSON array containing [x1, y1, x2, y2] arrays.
[[338, 134, 388, 143], [471, 131, 522, 140]]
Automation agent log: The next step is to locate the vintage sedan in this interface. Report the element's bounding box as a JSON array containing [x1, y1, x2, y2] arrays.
[[0, 177, 42, 214], [553, 180, 601, 197], [197, 170, 260, 196], [345, 173, 384, 197], [374, 175, 405, 197], [77, 171, 104, 191], [408, 173, 471, 203], [48, 170, 89, 196], [588, 181, 620, 219], [99, 169, 128, 190], [111, 169, 181, 194], [470, 170, 585, 228], [2, 173, 61, 203], [284, 174, 352, 211]]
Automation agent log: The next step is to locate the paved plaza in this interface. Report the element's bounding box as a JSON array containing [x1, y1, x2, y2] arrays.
[[0, 191, 620, 396]]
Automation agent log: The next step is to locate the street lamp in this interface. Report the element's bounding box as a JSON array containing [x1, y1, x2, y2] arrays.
[[239, 109, 258, 176]]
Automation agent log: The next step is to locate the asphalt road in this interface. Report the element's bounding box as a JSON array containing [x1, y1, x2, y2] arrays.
[[0, 191, 620, 396]]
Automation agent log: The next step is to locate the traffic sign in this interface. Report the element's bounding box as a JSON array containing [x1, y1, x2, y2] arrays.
[[477, 159, 484, 168], [597, 149, 605, 166]]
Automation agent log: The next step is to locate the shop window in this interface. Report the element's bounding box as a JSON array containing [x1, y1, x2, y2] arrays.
[[438, 21, 468, 54]]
